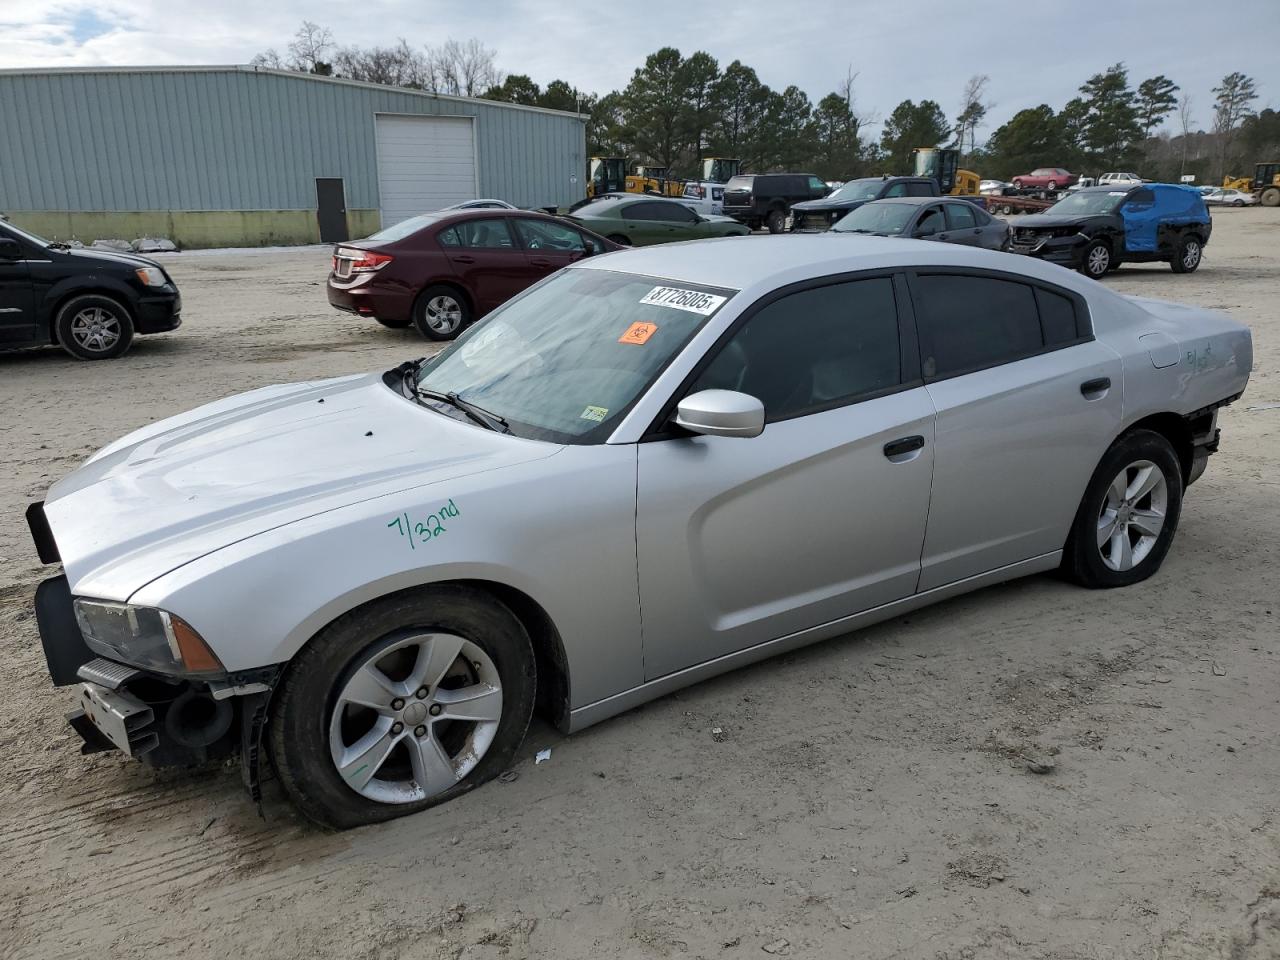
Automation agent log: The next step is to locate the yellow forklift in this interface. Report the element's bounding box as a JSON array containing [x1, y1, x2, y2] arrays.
[[911, 147, 981, 196]]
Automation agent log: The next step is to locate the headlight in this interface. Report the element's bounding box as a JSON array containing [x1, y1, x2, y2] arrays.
[[73, 599, 224, 676], [134, 266, 167, 287]]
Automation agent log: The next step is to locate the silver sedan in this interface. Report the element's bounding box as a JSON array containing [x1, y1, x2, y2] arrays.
[[30, 235, 1252, 828]]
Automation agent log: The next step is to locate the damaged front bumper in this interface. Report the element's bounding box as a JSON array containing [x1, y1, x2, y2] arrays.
[[28, 502, 281, 801]]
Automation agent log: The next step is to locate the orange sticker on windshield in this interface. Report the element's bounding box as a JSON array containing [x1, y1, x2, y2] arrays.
[[619, 322, 658, 345]]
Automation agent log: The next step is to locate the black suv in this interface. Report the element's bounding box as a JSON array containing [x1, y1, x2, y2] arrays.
[[0, 218, 182, 360], [1009, 184, 1212, 278], [722, 173, 829, 233]]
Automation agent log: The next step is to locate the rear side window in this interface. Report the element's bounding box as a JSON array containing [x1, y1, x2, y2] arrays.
[[447, 219, 516, 249], [914, 274, 1042, 378], [1035, 288, 1080, 345], [905, 181, 935, 197], [944, 203, 977, 229], [623, 202, 675, 221]]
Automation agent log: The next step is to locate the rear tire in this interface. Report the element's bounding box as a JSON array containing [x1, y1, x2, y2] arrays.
[[1170, 235, 1202, 273], [54, 294, 135, 360], [375, 317, 412, 329], [765, 209, 787, 234], [1061, 430, 1183, 589], [269, 585, 536, 830], [413, 285, 470, 341]]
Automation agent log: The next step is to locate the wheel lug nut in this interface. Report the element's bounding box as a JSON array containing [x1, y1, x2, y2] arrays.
[[429, 703, 443, 717], [391, 721, 404, 734], [415, 687, 429, 699], [414, 725, 427, 737], [391, 698, 405, 710]]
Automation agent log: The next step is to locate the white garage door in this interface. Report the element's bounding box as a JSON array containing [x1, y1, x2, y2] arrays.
[[375, 115, 478, 228]]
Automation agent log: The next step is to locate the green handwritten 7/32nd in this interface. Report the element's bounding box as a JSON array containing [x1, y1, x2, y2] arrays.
[[387, 499, 460, 550]]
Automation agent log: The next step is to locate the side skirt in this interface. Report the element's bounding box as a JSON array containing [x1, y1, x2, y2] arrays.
[[566, 551, 1062, 733]]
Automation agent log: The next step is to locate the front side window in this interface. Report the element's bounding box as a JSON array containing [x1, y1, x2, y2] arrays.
[[883, 182, 909, 198], [808, 176, 827, 193], [905, 181, 935, 197], [690, 278, 901, 422], [914, 207, 945, 236], [414, 270, 734, 442], [513, 218, 586, 252], [914, 274, 1043, 378]]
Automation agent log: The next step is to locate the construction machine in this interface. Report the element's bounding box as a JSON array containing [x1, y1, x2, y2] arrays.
[[587, 157, 628, 198], [1252, 162, 1280, 207], [681, 158, 743, 214], [912, 147, 981, 196], [626, 166, 685, 198], [1222, 174, 1253, 192]]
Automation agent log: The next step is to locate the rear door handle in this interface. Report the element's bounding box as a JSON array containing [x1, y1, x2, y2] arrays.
[[453, 255, 476, 264], [1080, 377, 1111, 399], [883, 435, 925, 461]]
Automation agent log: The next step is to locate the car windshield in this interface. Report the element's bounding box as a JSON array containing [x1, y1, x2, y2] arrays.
[[1, 220, 51, 247], [412, 269, 735, 443], [827, 179, 884, 202], [366, 214, 446, 243], [1045, 191, 1126, 215], [831, 202, 917, 235]]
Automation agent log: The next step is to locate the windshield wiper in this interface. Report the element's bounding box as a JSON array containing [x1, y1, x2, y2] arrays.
[[415, 387, 510, 433]]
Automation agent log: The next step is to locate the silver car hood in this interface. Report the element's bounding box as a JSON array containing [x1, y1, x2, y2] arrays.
[[45, 373, 560, 600]]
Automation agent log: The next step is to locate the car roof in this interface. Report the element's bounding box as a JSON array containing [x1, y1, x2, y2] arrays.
[[574, 233, 1098, 298], [863, 196, 969, 207]]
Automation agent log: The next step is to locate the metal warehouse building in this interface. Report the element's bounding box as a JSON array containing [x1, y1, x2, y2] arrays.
[[0, 66, 586, 248]]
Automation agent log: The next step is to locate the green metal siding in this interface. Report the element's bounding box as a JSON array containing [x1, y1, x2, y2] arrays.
[[0, 67, 586, 213]]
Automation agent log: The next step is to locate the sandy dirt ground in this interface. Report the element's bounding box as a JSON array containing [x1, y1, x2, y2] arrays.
[[1, 212, 1277, 960]]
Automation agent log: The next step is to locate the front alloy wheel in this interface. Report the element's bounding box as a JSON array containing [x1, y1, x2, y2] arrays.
[[1081, 241, 1111, 278], [269, 586, 536, 829], [329, 632, 503, 804]]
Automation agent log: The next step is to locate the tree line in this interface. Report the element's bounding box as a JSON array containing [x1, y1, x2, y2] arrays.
[[255, 24, 1274, 184]]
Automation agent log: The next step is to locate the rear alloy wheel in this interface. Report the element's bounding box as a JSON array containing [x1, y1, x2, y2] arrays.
[[54, 294, 135, 360], [1080, 240, 1111, 279], [1170, 236, 1202, 274], [1062, 430, 1183, 589], [765, 209, 787, 234], [269, 586, 536, 829], [1232, 199, 1245, 207], [413, 285, 470, 341]]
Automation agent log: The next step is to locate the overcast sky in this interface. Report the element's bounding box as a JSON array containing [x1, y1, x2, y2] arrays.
[[3, 0, 1277, 138]]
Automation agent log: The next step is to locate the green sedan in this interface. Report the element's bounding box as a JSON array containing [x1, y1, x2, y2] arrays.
[[567, 195, 750, 246]]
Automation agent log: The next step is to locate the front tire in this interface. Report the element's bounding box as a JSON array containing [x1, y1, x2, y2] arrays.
[[54, 294, 135, 360], [269, 586, 536, 829], [1061, 430, 1183, 589], [413, 285, 470, 341], [1170, 235, 1202, 273], [1079, 240, 1111, 279]]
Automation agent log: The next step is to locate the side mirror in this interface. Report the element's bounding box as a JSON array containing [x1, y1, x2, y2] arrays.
[[675, 389, 765, 439], [0, 237, 21, 260]]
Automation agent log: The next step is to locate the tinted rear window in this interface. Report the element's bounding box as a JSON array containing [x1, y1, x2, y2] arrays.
[[915, 275, 1043, 378], [1036, 288, 1079, 345]]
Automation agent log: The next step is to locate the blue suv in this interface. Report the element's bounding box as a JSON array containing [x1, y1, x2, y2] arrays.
[[1008, 183, 1212, 278]]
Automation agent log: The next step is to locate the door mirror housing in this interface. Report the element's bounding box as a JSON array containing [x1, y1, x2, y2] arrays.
[[0, 237, 21, 260], [675, 389, 765, 439]]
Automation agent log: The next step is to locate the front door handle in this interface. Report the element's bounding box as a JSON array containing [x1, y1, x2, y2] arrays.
[[529, 258, 553, 268], [1080, 376, 1111, 400], [883, 435, 925, 462]]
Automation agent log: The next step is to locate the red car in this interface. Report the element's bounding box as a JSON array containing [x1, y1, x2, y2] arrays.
[[1011, 167, 1079, 191], [326, 210, 619, 340]]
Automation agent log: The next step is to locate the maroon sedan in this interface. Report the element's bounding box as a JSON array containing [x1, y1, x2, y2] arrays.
[[326, 210, 619, 340], [1010, 167, 1078, 191]]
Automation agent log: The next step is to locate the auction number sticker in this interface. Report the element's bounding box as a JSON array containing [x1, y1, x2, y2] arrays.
[[639, 286, 727, 316], [580, 404, 609, 422]]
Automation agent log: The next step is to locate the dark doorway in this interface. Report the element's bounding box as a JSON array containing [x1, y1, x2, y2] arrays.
[[316, 178, 349, 243]]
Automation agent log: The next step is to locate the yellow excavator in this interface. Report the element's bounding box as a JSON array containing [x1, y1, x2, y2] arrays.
[[912, 147, 981, 196]]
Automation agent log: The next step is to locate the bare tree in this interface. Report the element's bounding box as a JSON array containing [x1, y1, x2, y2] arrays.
[[333, 40, 429, 88], [250, 49, 284, 70], [287, 21, 334, 74], [838, 66, 875, 133], [427, 38, 502, 97], [953, 74, 991, 160], [1211, 71, 1258, 179], [1178, 93, 1193, 177]]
